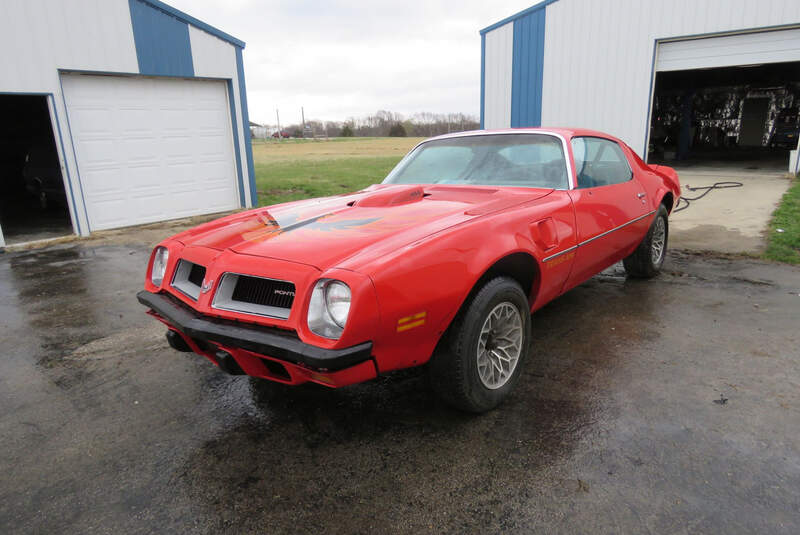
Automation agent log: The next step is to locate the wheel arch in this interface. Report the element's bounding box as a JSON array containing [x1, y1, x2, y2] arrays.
[[660, 191, 674, 214], [473, 251, 540, 306], [436, 251, 541, 340]]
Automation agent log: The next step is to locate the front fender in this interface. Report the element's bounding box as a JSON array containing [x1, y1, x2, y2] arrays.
[[363, 196, 575, 373]]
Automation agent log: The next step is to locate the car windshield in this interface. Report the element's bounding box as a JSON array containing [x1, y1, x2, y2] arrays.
[[383, 134, 568, 189]]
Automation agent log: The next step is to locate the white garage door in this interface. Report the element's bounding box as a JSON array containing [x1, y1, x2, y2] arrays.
[[62, 74, 240, 231], [657, 28, 800, 72]]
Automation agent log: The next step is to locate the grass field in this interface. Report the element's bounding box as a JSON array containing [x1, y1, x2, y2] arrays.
[[253, 140, 800, 265], [763, 176, 800, 264], [252, 137, 423, 206]]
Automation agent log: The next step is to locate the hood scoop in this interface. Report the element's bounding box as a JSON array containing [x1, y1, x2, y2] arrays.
[[356, 185, 426, 207]]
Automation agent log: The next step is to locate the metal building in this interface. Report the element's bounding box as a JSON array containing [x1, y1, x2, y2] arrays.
[[480, 0, 800, 166], [0, 0, 255, 248]]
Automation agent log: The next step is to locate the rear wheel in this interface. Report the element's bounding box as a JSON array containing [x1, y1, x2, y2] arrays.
[[623, 204, 668, 278], [428, 277, 531, 413]]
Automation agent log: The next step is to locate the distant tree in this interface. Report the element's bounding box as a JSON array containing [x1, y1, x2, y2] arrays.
[[324, 121, 342, 137], [388, 123, 407, 137], [281, 111, 479, 139]]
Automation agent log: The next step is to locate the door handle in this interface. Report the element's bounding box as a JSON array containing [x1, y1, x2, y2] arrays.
[[637, 192, 646, 199]]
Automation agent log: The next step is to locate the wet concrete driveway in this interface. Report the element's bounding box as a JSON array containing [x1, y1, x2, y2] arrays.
[[1, 243, 799, 533]]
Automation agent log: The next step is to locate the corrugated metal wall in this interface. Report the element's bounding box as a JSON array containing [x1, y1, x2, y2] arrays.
[[0, 0, 254, 236], [0, 0, 139, 92], [482, 0, 800, 155], [483, 24, 514, 129]]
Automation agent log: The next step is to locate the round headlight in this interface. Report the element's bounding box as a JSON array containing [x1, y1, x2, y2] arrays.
[[151, 246, 169, 286], [325, 281, 351, 327]]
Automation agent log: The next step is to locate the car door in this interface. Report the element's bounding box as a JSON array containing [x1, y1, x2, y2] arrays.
[[564, 136, 650, 289]]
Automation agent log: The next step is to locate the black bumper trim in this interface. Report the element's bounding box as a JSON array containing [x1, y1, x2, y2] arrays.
[[137, 290, 373, 371]]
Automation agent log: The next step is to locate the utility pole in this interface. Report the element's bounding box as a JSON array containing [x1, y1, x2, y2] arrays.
[[275, 109, 282, 142]]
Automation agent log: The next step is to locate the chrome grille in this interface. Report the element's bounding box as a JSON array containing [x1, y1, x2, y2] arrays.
[[212, 273, 295, 320], [231, 276, 296, 309], [171, 260, 206, 300]]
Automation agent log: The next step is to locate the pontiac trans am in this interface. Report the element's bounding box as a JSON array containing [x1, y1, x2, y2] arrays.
[[138, 128, 681, 412]]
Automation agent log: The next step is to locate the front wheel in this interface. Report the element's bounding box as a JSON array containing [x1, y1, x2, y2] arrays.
[[428, 277, 532, 413], [623, 204, 669, 278]]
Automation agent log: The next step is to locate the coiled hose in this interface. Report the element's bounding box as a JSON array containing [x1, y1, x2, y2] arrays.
[[674, 181, 743, 212]]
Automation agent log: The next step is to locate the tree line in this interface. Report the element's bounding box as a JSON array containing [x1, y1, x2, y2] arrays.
[[261, 110, 480, 138]]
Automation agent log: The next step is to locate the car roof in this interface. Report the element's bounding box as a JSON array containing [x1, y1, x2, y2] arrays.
[[425, 127, 626, 144]]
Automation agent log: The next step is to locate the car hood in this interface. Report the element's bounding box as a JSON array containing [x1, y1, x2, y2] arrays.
[[172, 184, 553, 270]]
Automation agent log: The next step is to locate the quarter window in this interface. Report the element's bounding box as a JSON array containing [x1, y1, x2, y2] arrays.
[[571, 137, 632, 188]]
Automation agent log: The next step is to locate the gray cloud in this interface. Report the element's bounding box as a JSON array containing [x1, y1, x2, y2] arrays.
[[166, 0, 534, 126]]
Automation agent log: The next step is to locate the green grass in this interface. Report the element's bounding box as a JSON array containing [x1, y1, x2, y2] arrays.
[[763, 176, 800, 264], [254, 139, 800, 265], [252, 137, 422, 206], [254, 156, 404, 206]]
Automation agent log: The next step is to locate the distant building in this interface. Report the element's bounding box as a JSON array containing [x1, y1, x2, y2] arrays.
[[250, 121, 268, 139], [480, 0, 800, 168]]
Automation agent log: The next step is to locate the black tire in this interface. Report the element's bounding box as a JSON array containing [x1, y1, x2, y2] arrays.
[[428, 277, 532, 413], [623, 204, 669, 278]]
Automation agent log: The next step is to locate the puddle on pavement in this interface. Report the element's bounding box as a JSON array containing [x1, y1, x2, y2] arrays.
[[2, 244, 151, 367]]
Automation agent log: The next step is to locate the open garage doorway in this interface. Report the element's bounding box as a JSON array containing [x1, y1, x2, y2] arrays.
[[0, 95, 73, 246], [647, 61, 800, 169], [647, 27, 800, 170], [646, 28, 800, 254]]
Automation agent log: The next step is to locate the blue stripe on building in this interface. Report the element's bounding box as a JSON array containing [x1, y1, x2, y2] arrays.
[[479, 0, 558, 35], [127, 0, 255, 207], [48, 94, 83, 235], [236, 47, 258, 206], [138, 0, 245, 47], [129, 0, 194, 77], [480, 0, 557, 128], [510, 7, 546, 127], [226, 80, 246, 206]]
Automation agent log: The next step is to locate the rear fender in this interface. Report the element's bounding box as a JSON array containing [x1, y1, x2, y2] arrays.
[[649, 164, 681, 206]]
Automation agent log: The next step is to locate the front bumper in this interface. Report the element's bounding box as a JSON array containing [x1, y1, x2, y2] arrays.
[[137, 290, 375, 380]]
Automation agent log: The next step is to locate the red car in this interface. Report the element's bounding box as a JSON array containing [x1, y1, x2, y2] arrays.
[[138, 128, 680, 412]]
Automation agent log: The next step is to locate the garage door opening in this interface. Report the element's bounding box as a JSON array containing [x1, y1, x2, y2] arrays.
[[0, 95, 73, 245], [647, 60, 800, 169]]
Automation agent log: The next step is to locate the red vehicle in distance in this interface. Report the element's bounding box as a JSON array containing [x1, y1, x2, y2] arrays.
[[138, 128, 680, 412]]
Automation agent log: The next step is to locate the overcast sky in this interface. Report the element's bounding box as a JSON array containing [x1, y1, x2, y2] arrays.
[[165, 0, 535, 127]]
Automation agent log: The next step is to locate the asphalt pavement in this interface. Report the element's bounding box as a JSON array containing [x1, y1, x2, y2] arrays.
[[1, 242, 799, 534]]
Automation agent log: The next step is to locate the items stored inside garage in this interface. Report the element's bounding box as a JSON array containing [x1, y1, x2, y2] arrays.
[[0, 95, 72, 245], [648, 29, 800, 168]]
